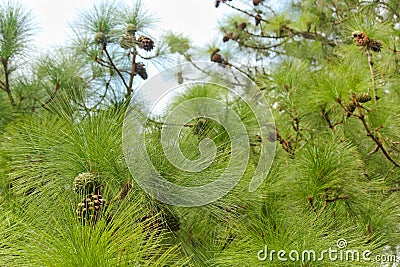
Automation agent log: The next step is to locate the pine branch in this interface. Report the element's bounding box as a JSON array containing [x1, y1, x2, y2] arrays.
[[307, 195, 317, 215], [41, 82, 60, 110], [103, 46, 130, 91], [353, 95, 400, 168], [313, 194, 350, 223], [127, 46, 137, 98], [230, 37, 289, 51], [276, 129, 294, 157], [147, 117, 195, 128], [224, 2, 271, 24], [242, 29, 288, 39]]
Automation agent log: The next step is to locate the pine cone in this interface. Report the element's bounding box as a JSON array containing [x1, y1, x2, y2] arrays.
[[120, 34, 135, 49], [76, 193, 106, 225], [344, 101, 356, 117], [177, 71, 184, 84], [370, 40, 382, 52], [215, 0, 231, 7], [211, 53, 223, 63], [352, 31, 369, 47], [94, 32, 106, 44], [223, 32, 234, 42], [137, 36, 154, 52], [211, 48, 230, 66], [253, 0, 263, 6], [255, 14, 262, 26], [126, 23, 137, 34], [135, 62, 148, 80], [238, 22, 247, 30], [140, 210, 163, 237], [73, 172, 98, 193], [223, 34, 230, 42], [356, 92, 372, 103]]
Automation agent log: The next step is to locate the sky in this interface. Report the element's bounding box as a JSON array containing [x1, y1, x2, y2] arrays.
[[18, 0, 231, 51]]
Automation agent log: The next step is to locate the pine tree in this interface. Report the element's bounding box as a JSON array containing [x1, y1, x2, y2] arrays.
[[1, 0, 400, 266]]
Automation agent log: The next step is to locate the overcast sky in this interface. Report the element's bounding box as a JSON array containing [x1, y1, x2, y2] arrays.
[[18, 0, 231, 51]]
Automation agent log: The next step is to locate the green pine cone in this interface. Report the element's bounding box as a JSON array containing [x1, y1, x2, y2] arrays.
[[73, 172, 98, 193], [126, 23, 137, 34], [356, 92, 372, 103], [94, 32, 106, 44]]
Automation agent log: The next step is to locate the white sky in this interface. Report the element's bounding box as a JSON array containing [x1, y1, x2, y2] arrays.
[[18, 0, 231, 51]]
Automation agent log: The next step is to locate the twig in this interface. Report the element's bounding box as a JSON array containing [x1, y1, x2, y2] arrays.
[[322, 107, 336, 134], [365, 49, 378, 104], [307, 196, 317, 215], [354, 96, 400, 168], [318, 195, 349, 216], [127, 46, 138, 97], [103, 47, 129, 91], [41, 82, 61, 109], [368, 145, 379, 156]]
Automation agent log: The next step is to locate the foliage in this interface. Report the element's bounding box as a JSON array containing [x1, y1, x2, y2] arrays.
[[1, 0, 400, 266]]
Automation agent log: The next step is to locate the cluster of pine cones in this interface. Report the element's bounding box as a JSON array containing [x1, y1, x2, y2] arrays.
[[352, 31, 382, 52], [119, 24, 155, 52], [344, 92, 372, 116], [73, 172, 106, 226], [119, 24, 153, 80], [223, 22, 247, 43]]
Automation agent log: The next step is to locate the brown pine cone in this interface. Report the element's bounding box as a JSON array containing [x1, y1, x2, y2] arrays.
[[223, 34, 230, 42], [238, 22, 247, 30], [211, 53, 224, 64], [253, 0, 263, 6], [353, 31, 369, 47], [135, 62, 148, 80], [137, 36, 154, 52], [370, 40, 382, 52]]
